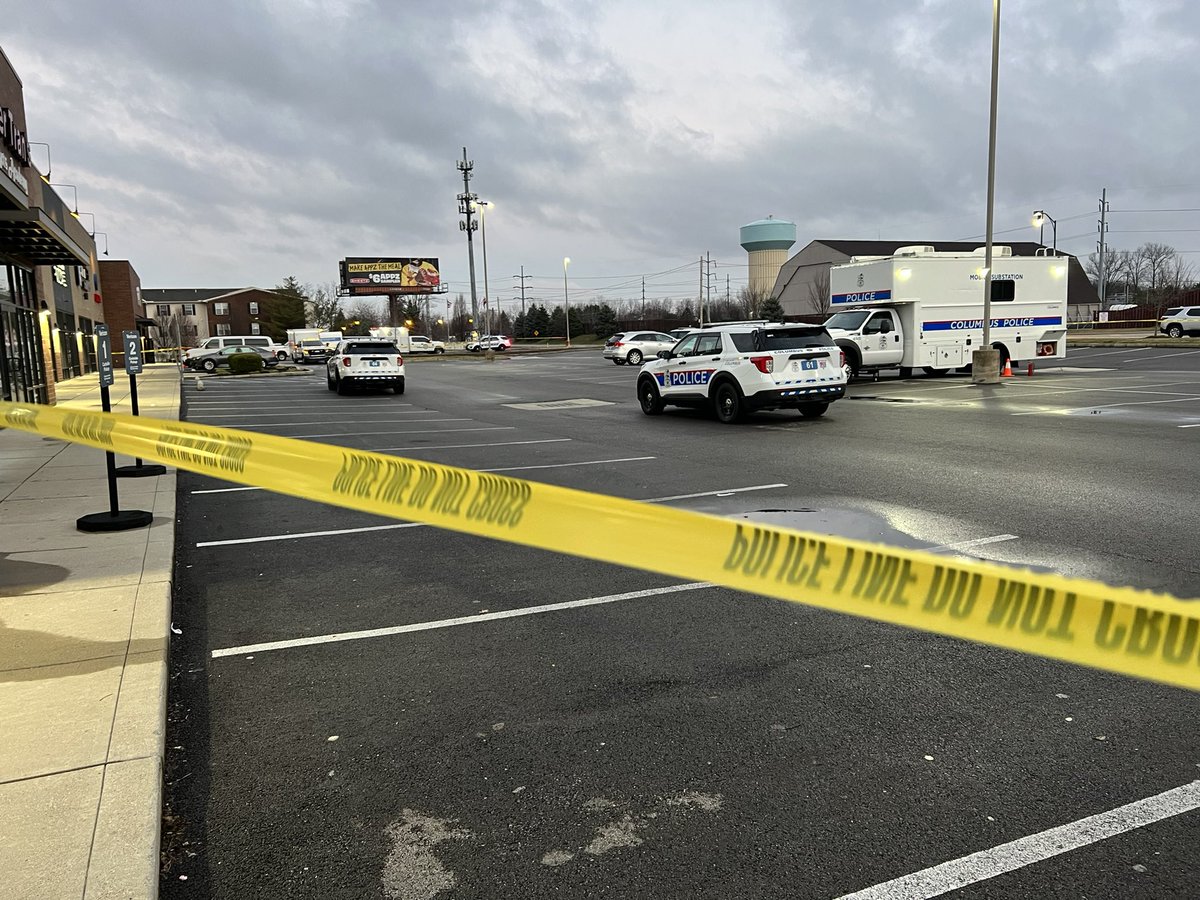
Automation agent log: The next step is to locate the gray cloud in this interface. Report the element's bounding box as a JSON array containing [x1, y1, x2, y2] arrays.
[[7, 0, 1199, 299]]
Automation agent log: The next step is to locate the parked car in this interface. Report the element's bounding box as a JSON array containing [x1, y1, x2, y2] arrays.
[[408, 335, 446, 354], [603, 331, 678, 366], [636, 322, 847, 423], [185, 335, 287, 361], [1159, 306, 1200, 338], [184, 345, 279, 372], [292, 339, 332, 363], [326, 339, 406, 395]]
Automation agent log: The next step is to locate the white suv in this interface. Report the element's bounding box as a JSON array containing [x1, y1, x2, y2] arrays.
[[636, 322, 847, 423], [326, 339, 405, 395], [1159, 306, 1200, 338]]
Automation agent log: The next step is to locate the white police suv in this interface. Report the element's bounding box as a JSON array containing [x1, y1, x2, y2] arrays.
[[326, 338, 405, 395], [636, 322, 847, 423]]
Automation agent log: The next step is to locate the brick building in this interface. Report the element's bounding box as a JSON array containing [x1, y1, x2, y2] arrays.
[[140, 287, 301, 347]]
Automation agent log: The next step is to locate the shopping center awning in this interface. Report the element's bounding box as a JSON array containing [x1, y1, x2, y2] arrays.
[[0, 208, 90, 265]]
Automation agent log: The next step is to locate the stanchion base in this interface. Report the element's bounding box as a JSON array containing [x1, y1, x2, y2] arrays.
[[76, 509, 154, 532], [114, 464, 167, 478]]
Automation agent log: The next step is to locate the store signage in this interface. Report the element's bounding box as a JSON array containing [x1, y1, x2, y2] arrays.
[[0, 106, 29, 195], [95, 324, 114, 386]]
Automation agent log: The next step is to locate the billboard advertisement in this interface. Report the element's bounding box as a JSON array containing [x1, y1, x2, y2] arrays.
[[339, 258, 442, 294]]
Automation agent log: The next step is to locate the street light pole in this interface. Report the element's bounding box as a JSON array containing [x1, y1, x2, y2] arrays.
[[477, 200, 492, 333], [1032, 210, 1057, 254], [563, 257, 572, 348], [972, 0, 1002, 385]]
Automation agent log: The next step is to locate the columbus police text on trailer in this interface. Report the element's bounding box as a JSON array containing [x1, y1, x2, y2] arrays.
[[824, 245, 1068, 379]]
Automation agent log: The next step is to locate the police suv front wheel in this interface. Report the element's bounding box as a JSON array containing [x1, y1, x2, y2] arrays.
[[712, 382, 745, 424], [638, 377, 665, 416]]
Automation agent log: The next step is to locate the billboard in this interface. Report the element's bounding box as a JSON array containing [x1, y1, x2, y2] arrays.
[[339, 258, 442, 295]]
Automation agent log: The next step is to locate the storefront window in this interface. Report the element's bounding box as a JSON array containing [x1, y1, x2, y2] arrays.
[[0, 265, 48, 404]]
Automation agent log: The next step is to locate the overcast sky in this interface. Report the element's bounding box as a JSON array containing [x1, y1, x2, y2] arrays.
[[9, 0, 1200, 308]]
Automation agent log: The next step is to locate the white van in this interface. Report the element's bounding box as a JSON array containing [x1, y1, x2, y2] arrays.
[[185, 335, 287, 361]]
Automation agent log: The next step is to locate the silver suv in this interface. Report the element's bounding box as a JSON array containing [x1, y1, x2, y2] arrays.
[[1159, 306, 1200, 338], [636, 322, 848, 423], [602, 331, 677, 365]]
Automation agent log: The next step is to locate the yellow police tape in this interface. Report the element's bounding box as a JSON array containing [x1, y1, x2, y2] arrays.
[[4, 399, 1199, 690]]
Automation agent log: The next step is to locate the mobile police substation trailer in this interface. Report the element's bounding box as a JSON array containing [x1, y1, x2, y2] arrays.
[[824, 245, 1069, 378]]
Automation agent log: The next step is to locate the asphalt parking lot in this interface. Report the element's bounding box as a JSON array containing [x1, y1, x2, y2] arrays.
[[162, 345, 1200, 899]]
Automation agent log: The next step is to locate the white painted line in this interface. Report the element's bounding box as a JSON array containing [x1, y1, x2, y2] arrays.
[[289, 426, 515, 438], [1069, 347, 1151, 357], [189, 411, 432, 418], [374, 438, 573, 452], [834, 780, 1200, 900], [479, 455, 656, 473], [1012, 395, 1200, 416], [925, 534, 1018, 553], [1127, 349, 1200, 362], [1179, 424, 1200, 428], [189, 419, 467, 427], [197, 521, 427, 547], [210, 582, 713, 658], [193, 486, 262, 495], [642, 484, 788, 503]]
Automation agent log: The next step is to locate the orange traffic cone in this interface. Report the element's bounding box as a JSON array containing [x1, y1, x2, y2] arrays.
[[1002, 359, 1013, 377]]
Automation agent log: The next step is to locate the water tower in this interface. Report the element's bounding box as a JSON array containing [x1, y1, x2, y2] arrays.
[[740, 216, 796, 296]]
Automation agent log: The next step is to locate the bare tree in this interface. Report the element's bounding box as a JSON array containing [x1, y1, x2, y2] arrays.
[[153, 312, 195, 359], [307, 282, 344, 330], [737, 284, 770, 319], [807, 268, 831, 317]]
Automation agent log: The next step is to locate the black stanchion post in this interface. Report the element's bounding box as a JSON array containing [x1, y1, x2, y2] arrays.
[[77, 324, 154, 532], [115, 329, 166, 478]]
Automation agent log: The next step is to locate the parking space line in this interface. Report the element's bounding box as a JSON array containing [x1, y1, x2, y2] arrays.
[[189, 410, 430, 418], [197, 521, 427, 546], [1179, 423, 1200, 429], [1068, 347, 1152, 357], [1127, 350, 1200, 362], [197, 419, 469, 428], [643, 484, 788, 502], [834, 780, 1200, 900], [374, 438, 572, 452], [925, 534, 1018, 553], [210, 583, 714, 658], [1011, 395, 1200, 416], [479, 456, 654, 473], [288, 426, 515, 437]]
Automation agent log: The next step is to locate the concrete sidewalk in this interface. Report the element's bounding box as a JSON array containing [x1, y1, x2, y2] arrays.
[[1, 364, 181, 900]]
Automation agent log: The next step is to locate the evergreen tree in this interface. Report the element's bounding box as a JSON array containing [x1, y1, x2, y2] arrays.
[[513, 312, 526, 338], [594, 303, 617, 339], [567, 305, 584, 339], [264, 276, 309, 340], [548, 306, 566, 337], [528, 304, 551, 336], [760, 295, 785, 322]]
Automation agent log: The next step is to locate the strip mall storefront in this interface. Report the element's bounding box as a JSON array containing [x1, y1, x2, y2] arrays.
[[0, 48, 94, 404]]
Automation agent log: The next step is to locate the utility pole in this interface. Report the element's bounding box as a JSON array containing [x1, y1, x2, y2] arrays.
[[456, 148, 479, 330], [641, 276, 646, 324], [698, 256, 704, 325], [1097, 188, 1109, 310], [706, 251, 713, 324], [513, 266, 530, 319]]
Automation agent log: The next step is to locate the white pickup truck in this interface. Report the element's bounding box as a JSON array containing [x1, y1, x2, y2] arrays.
[[825, 245, 1068, 379], [407, 334, 445, 354]]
